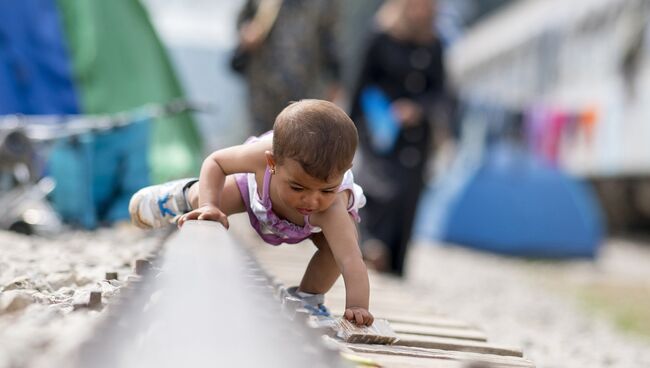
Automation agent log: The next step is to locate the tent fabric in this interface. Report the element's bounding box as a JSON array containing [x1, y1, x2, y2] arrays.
[[0, 0, 79, 114], [47, 135, 96, 229], [56, 0, 202, 183], [91, 120, 151, 224], [416, 143, 603, 258], [0, 0, 203, 227], [48, 120, 150, 228]]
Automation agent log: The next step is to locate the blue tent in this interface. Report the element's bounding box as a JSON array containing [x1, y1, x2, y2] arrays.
[[0, 0, 79, 114], [416, 143, 604, 258]]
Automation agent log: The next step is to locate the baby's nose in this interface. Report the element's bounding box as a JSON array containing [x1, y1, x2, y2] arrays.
[[303, 193, 319, 208]]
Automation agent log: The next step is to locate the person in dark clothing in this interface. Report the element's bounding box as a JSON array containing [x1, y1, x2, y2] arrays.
[[350, 0, 447, 276], [235, 0, 343, 135]]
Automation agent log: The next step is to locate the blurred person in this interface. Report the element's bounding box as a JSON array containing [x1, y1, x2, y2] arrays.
[[129, 100, 374, 326], [350, 0, 448, 276], [234, 0, 343, 134]]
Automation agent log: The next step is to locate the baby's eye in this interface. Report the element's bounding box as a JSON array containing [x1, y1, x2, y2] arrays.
[[321, 190, 336, 194], [290, 186, 304, 192]]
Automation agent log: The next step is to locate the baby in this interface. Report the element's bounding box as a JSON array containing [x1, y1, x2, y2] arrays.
[[129, 99, 373, 325]]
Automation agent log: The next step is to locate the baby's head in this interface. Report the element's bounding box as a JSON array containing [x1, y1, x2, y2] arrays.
[[272, 100, 358, 181]]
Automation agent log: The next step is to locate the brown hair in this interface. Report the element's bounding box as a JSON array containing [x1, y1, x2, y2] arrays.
[[273, 100, 358, 181]]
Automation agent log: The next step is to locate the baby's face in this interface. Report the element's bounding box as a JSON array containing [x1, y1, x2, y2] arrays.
[[273, 158, 344, 217]]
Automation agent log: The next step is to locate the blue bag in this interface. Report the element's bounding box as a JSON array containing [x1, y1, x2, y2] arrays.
[[360, 86, 400, 154]]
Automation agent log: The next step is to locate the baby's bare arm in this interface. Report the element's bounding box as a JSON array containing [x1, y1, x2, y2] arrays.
[[200, 137, 270, 205], [179, 138, 271, 228], [311, 195, 373, 325]]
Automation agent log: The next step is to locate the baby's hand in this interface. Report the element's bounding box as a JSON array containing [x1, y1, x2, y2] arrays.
[[344, 307, 374, 326], [177, 204, 229, 229]]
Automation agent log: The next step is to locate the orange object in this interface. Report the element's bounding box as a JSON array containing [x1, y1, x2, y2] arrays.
[[579, 104, 599, 141]]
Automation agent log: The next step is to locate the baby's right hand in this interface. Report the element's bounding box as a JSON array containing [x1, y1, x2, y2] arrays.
[[177, 204, 229, 229], [344, 307, 374, 326]]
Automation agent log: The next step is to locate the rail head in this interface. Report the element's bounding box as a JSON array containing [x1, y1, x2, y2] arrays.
[[75, 220, 349, 368]]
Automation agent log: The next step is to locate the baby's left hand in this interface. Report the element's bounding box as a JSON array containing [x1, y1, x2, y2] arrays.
[[344, 307, 374, 326]]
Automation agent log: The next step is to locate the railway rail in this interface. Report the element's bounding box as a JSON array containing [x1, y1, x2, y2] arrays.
[[64, 220, 534, 368]]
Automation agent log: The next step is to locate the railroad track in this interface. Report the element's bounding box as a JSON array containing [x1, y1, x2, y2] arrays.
[[67, 220, 534, 368]]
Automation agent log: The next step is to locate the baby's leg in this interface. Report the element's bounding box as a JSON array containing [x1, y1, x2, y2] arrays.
[[185, 175, 246, 215], [299, 232, 341, 295]]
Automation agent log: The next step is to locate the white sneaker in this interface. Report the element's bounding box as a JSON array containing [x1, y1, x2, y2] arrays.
[[128, 179, 194, 229]]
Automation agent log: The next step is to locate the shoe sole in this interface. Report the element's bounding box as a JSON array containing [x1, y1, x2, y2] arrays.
[[128, 190, 151, 229]]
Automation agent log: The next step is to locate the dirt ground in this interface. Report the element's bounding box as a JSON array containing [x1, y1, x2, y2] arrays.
[[406, 238, 650, 368], [0, 226, 164, 368], [1, 222, 649, 368]]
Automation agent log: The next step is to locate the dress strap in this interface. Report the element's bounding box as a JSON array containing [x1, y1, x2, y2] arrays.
[[262, 165, 273, 206], [303, 214, 314, 229]]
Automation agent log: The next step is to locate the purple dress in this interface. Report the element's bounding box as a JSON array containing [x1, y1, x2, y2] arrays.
[[235, 165, 364, 245]]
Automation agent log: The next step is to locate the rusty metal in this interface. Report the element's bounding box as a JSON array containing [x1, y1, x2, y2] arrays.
[[88, 291, 102, 310], [133, 259, 151, 276]]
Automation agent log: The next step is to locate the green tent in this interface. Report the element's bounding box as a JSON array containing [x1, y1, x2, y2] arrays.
[[57, 0, 202, 183]]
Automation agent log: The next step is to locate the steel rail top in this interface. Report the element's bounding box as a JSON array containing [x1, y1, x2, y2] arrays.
[[77, 220, 347, 368]]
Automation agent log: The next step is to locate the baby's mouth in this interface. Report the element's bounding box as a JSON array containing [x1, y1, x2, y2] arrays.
[[297, 208, 313, 215]]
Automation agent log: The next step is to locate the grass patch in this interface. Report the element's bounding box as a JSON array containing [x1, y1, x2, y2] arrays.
[[576, 282, 650, 341]]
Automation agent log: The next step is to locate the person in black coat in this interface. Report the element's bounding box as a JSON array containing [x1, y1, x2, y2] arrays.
[[350, 0, 447, 276], [235, 0, 343, 134]]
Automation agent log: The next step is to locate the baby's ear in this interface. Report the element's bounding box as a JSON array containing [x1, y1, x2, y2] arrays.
[[265, 150, 276, 167]]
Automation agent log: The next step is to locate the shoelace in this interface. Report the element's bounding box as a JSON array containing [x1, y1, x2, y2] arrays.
[[303, 303, 331, 317]]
